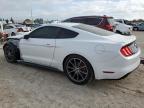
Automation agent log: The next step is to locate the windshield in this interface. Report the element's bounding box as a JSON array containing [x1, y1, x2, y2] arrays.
[[73, 23, 115, 36], [108, 18, 115, 25]]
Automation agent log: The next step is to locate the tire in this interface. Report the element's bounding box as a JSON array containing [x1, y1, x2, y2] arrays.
[[116, 30, 122, 35], [3, 45, 18, 63], [63, 55, 94, 85], [133, 27, 138, 31], [11, 32, 16, 36]]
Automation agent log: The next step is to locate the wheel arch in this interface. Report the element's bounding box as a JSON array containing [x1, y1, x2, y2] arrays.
[[11, 32, 16, 34], [116, 30, 122, 34], [62, 53, 95, 79], [3, 41, 21, 60]]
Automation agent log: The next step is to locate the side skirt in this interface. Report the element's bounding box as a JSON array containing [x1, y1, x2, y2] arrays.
[[17, 60, 63, 73]]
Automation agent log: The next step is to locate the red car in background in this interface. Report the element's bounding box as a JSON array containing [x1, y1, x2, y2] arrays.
[[63, 16, 116, 32]]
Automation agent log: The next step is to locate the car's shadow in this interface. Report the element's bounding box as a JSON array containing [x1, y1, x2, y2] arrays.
[[17, 60, 127, 89], [6, 60, 143, 96], [18, 61, 63, 74]]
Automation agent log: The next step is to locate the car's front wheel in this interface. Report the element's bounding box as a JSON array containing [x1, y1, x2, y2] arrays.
[[4, 45, 18, 63], [64, 55, 94, 85]]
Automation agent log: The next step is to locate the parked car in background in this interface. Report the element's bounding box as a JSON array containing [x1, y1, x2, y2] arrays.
[[133, 22, 144, 31], [3, 24, 32, 36], [15, 24, 31, 32], [115, 19, 132, 25], [63, 16, 132, 35], [3, 24, 31, 36], [3, 24, 18, 36], [3, 23, 140, 85], [26, 24, 42, 30], [63, 16, 116, 32], [114, 21, 133, 35]]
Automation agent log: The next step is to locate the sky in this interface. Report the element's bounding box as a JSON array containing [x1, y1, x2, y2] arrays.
[[0, 0, 144, 21]]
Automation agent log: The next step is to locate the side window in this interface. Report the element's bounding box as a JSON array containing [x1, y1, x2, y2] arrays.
[[85, 18, 102, 25], [57, 28, 78, 39], [4, 26, 14, 29], [63, 19, 72, 22], [124, 20, 128, 24], [29, 26, 60, 38], [71, 18, 86, 23], [118, 20, 122, 23]]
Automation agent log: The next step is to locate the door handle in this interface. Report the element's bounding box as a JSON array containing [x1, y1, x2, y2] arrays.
[[46, 44, 51, 46], [45, 44, 55, 47]]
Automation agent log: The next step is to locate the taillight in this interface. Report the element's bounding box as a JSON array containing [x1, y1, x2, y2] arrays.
[[120, 46, 133, 57], [105, 24, 113, 31]]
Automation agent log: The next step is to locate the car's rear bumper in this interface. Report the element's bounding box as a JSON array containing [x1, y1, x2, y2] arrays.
[[99, 58, 140, 79], [94, 48, 141, 80]]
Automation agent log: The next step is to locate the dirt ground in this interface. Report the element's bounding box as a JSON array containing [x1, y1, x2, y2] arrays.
[[0, 32, 144, 108]]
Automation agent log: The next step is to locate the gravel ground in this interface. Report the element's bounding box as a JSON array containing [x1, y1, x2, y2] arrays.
[[0, 32, 144, 108]]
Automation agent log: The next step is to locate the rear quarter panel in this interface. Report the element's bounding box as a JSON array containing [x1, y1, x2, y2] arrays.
[[51, 32, 120, 79]]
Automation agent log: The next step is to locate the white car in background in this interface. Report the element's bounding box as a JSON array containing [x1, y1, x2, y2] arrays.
[[2, 24, 31, 36], [114, 20, 133, 35], [15, 24, 31, 33], [3, 24, 18, 36], [3, 23, 140, 85], [115, 19, 130, 25]]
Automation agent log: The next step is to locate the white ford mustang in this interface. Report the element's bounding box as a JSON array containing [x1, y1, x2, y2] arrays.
[[3, 23, 141, 85]]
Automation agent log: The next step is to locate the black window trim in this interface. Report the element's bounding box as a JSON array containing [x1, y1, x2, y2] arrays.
[[56, 28, 79, 39], [28, 26, 79, 39], [28, 26, 60, 39]]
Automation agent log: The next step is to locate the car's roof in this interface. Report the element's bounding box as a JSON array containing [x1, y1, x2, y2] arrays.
[[38, 22, 115, 36], [43, 22, 80, 28], [64, 16, 113, 19]]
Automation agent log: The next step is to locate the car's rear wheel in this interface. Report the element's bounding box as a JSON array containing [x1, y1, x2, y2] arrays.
[[11, 32, 16, 36], [64, 55, 94, 85], [133, 27, 138, 31], [116, 30, 122, 35], [4, 45, 18, 63]]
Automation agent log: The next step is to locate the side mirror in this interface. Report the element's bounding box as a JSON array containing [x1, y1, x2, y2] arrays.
[[24, 35, 30, 39]]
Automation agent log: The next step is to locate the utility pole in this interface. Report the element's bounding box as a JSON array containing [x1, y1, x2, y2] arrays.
[[0, 21, 4, 32], [31, 7, 33, 24]]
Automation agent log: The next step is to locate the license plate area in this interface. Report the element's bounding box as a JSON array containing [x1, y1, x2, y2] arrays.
[[128, 42, 138, 54]]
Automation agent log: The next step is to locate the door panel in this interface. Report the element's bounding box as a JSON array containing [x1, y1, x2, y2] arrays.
[[19, 26, 60, 66], [20, 38, 55, 66]]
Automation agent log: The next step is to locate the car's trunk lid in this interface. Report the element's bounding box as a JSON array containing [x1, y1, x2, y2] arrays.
[[103, 34, 136, 45], [103, 34, 139, 56]]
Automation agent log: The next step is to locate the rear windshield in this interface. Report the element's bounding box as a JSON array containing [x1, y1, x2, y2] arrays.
[[73, 23, 115, 36], [85, 17, 102, 25], [107, 18, 115, 25]]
